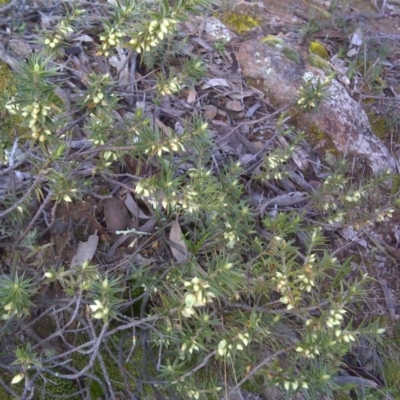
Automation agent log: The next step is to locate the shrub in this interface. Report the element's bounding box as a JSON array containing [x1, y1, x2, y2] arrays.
[[0, 0, 393, 399]]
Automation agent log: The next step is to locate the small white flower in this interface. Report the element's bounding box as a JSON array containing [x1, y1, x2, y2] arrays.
[[11, 373, 25, 385], [181, 307, 195, 318], [218, 339, 228, 356], [89, 300, 103, 313], [185, 293, 197, 308]]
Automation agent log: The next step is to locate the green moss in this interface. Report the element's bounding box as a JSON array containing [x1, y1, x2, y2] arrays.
[[245, 77, 264, 88], [71, 338, 121, 397], [261, 35, 284, 46], [309, 41, 329, 59], [391, 174, 400, 195], [281, 46, 301, 65], [1, 345, 81, 400], [383, 354, 400, 397], [309, 124, 340, 166], [0, 382, 13, 400], [220, 12, 260, 35], [40, 375, 81, 400], [0, 62, 14, 93], [367, 112, 388, 140], [287, 109, 341, 168], [308, 54, 332, 72], [70, 332, 156, 398]]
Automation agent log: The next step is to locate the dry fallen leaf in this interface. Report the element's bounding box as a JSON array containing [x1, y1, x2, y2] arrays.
[[226, 99, 243, 112], [124, 192, 152, 219], [124, 155, 159, 178], [201, 78, 231, 89], [340, 226, 368, 249], [107, 217, 156, 257], [202, 105, 218, 120], [186, 88, 197, 104], [169, 219, 188, 263], [104, 197, 137, 234], [71, 235, 99, 266], [155, 117, 172, 138]]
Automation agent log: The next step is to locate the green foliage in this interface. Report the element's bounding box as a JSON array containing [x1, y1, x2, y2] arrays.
[[296, 72, 334, 111], [0, 0, 395, 399], [0, 274, 36, 319], [299, 20, 320, 42], [281, 46, 301, 65]]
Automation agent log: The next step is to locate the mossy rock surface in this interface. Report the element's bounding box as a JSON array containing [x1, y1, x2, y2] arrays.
[[367, 112, 389, 141], [220, 12, 260, 35]]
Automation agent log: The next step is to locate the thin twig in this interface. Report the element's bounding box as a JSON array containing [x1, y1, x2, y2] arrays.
[[215, 104, 290, 145], [0, 175, 44, 219], [227, 348, 292, 396], [13, 190, 54, 248], [177, 350, 217, 382], [45, 324, 108, 380]]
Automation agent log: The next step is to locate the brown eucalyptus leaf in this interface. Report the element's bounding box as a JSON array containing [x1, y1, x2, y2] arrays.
[[155, 117, 172, 138], [104, 197, 137, 234], [124, 193, 152, 219], [124, 155, 159, 178], [139, 217, 157, 233], [202, 78, 231, 89], [131, 253, 155, 267], [170, 219, 188, 263], [186, 88, 197, 104], [226, 99, 243, 112], [203, 105, 218, 120], [71, 235, 99, 266]]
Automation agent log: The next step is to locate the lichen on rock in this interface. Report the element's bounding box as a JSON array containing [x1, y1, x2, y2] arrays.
[[236, 38, 396, 176], [220, 12, 260, 35]]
